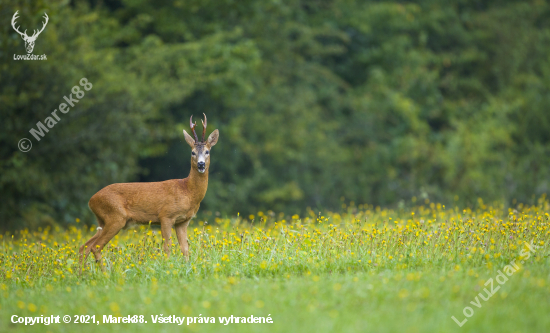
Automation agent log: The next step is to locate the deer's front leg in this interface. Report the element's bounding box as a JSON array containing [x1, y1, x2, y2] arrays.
[[175, 221, 190, 260], [160, 218, 175, 257]]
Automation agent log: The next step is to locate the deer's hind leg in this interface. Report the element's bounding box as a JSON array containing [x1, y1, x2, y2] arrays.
[[80, 230, 101, 255], [90, 215, 126, 271], [79, 231, 101, 274], [79, 216, 105, 274]]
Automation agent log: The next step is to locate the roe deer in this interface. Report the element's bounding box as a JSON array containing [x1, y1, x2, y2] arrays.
[[79, 114, 218, 271]]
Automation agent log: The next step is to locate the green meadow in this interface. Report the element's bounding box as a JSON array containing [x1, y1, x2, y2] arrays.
[[1, 201, 549, 332]]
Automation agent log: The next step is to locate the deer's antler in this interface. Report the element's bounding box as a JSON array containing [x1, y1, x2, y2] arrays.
[[201, 113, 207, 142], [11, 11, 27, 37], [190, 115, 199, 142], [31, 13, 48, 38]]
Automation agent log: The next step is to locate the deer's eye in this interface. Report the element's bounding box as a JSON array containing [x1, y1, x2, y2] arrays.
[[205, 151, 209, 155], [191, 152, 196, 156]]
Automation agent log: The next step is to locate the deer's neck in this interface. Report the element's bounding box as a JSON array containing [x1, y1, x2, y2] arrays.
[[184, 167, 209, 205]]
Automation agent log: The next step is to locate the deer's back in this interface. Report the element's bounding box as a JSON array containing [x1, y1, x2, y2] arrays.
[[88, 180, 193, 224]]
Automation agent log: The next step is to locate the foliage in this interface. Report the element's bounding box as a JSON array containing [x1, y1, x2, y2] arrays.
[[2, 0, 550, 228]]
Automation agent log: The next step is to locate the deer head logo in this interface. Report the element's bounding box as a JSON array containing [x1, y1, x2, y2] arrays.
[[11, 11, 49, 54]]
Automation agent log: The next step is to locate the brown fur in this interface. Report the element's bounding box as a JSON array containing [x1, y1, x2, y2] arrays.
[[79, 127, 219, 272]]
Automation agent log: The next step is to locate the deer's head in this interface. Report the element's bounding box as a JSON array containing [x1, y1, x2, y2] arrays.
[[11, 11, 49, 54], [183, 114, 219, 174]]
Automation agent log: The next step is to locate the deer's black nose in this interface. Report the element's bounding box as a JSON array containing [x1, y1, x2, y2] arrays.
[[198, 162, 206, 169]]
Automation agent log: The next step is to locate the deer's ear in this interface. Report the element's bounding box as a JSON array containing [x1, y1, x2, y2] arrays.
[[183, 129, 196, 148], [207, 129, 219, 147]]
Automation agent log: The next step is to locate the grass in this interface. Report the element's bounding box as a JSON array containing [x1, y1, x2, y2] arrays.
[[1, 197, 549, 332]]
